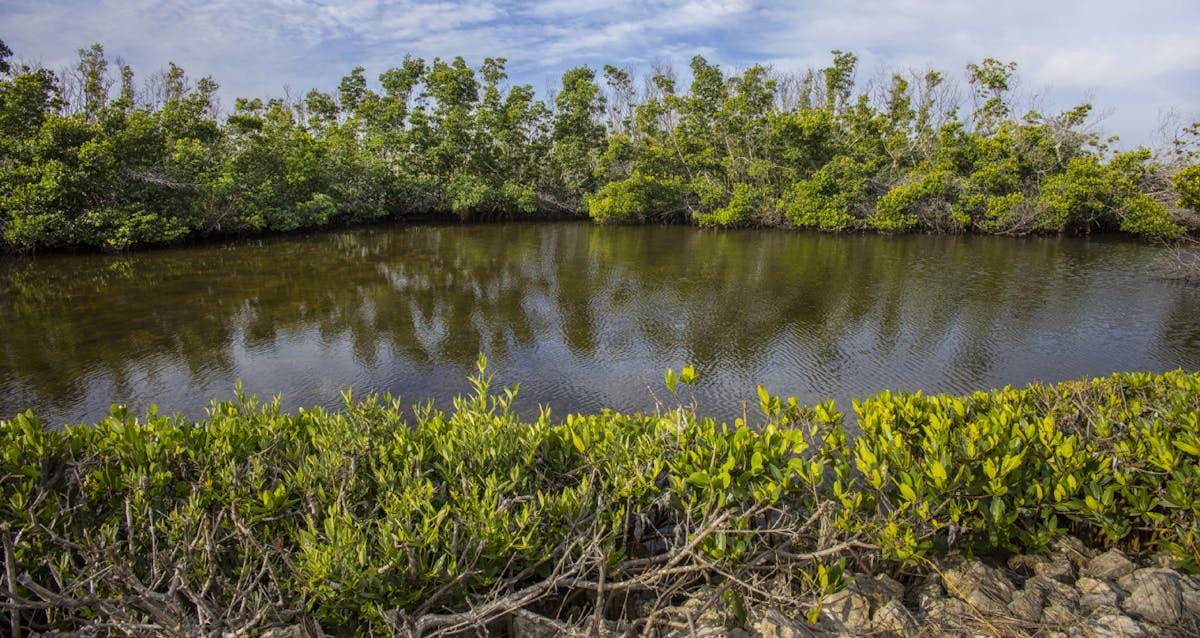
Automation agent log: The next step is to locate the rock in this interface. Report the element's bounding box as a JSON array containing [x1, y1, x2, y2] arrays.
[[1008, 553, 1050, 574], [1054, 536, 1095, 570], [854, 573, 905, 609], [820, 587, 872, 632], [1085, 549, 1137, 580], [1042, 602, 1077, 625], [1080, 591, 1121, 615], [1070, 610, 1150, 638], [1179, 574, 1200, 616], [1149, 551, 1177, 568], [1008, 587, 1046, 623], [260, 629, 300, 638], [941, 559, 1014, 617], [1077, 576, 1121, 613], [1008, 588, 1045, 622], [872, 599, 919, 636], [922, 597, 976, 630], [1008, 553, 1049, 587], [259, 626, 314, 638], [758, 609, 819, 638], [1078, 576, 1120, 595], [679, 585, 728, 626], [510, 612, 561, 638], [663, 625, 738, 638], [1036, 558, 1078, 584], [1118, 568, 1183, 625], [1025, 574, 1080, 608], [911, 572, 944, 611]]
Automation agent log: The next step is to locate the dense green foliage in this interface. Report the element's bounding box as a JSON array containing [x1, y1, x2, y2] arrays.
[[2, 364, 1199, 635], [0, 39, 1197, 251]]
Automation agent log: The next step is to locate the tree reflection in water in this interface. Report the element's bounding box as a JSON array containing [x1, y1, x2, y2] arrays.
[[2, 223, 1197, 426]]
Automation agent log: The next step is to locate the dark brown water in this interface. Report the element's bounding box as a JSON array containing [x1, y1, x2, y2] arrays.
[[2, 222, 1199, 426]]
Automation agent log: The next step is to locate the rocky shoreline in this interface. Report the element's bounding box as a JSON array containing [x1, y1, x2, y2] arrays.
[[31, 538, 1200, 638], [727, 537, 1199, 638], [503, 537, 1200, 638], [751, 539, 1200, 637]]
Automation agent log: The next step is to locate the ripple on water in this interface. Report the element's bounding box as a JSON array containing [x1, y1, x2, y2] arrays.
[[2, 225, 1199, 426]]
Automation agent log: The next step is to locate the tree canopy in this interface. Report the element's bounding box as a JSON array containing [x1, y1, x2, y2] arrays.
[[0, 38, 1196, 251]]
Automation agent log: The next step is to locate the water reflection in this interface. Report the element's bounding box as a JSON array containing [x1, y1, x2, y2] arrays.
[[2, 223, 1198, 426]]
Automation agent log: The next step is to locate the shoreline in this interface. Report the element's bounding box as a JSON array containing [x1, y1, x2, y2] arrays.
[[3, 368, 1199, 636]]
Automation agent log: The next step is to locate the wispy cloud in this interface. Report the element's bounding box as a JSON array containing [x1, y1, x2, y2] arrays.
[[2, 0, 1197, 144]]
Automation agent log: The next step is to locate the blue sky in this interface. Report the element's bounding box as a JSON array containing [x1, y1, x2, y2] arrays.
[[2, 0, 1199, 147]]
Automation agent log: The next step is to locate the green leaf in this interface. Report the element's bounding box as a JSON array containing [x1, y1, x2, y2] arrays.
[[717, 471, 731, 490], [990, 497, 1006, 522], [665, 368, 678, 394], [687, 471, 711, 488], [1173, 439, 1200, 457], [929, 461, 948, 489]]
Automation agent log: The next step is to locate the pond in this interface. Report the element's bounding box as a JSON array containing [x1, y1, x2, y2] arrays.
[[2, 222, 1199, 426]]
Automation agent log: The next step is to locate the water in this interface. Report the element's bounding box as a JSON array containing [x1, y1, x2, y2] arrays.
[[2, 222, 1199, 426]]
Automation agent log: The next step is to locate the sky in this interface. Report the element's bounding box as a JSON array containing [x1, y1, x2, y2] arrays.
[[2, 0, 1199, 147]]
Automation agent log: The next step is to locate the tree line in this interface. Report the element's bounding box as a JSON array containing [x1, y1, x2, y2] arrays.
[[1, 39, 1198, 251]]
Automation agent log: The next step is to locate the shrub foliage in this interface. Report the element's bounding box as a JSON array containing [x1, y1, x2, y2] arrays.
[[2, 361, 1199, 635], [1, 40, 1197, 252]]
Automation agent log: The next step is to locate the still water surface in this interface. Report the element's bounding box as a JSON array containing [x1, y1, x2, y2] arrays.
[[2, 222, 1199, 426]]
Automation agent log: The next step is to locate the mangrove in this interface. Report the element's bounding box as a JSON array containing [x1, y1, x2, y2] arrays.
[[1, 39, 1199, 252], [1, 364, 1198, 635]]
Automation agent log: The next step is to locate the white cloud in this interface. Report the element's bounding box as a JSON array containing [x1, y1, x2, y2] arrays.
[[1, 0, 1197, 144], [1031, 35, 1200, 88]]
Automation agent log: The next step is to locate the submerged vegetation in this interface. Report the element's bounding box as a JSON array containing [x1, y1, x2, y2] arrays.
[[2, 362, 1199, 635], [1, 39, 1199, 251]]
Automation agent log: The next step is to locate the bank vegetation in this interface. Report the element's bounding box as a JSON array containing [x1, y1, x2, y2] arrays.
[[2, 39, 1200, 251], [2, 362, 1199, 635]]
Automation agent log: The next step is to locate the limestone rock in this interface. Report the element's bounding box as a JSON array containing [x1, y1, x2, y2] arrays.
[[1008, 588, 1045, 623], [941, 559, 1015, 617], [1078, 576, 1119, 595], [820, 587, 872, 632], [1149, 551, 1177, 568], [1054, 536, 1095, 570], [1076, 576, 1121, 613], [1035, 557, 1077, 584], [1085, 549, 1137, 580], [854, 573, 905, 608], [1025, 574, 1080, 608], [679, 585, 728, 625], [259, 624, 322, 638], [872, 599, 918, 636], [1041, 602, 1077, 625], [663, 626, 739, 638], [1008, 553, 1050, 574], [510, 614, 559, 638], [1118, 568, 1183, 625], [1071, 610, 1150, 638], [912, 572, 945, 611], [259, 629, 306, 638], [922, 597, 976, 631], [758, 609, 819, 638], [1181, 574, 1200, 616]]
